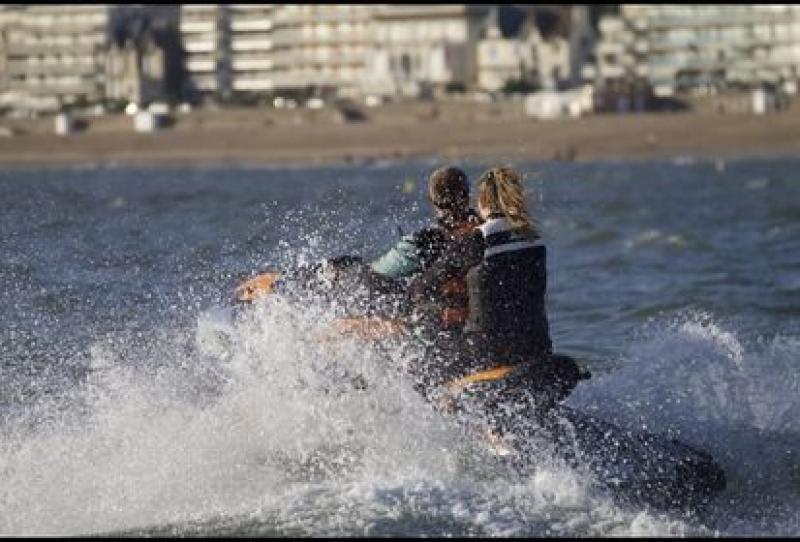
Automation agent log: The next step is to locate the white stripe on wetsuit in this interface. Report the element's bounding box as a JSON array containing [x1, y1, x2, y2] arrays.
[[479, 218, 542, 258], [484, 239, 542, 258], [479, 218, 513, 237]]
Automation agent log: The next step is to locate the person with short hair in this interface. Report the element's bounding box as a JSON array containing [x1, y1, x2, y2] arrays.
[[364, 166, 482, 329], [369, 166, 480, 281]]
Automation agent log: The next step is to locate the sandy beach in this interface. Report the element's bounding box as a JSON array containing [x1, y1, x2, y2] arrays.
[[1, 99, 799, 168]]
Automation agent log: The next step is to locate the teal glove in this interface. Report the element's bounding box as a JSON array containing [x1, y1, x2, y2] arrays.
[[369, 235, 423, 278]]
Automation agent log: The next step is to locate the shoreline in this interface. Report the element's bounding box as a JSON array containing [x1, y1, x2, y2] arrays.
[[1, 149, 799, 172], [1, 105, 799, 169]]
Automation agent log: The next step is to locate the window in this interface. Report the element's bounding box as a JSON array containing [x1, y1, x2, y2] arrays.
[[401, 53, 411, 77]]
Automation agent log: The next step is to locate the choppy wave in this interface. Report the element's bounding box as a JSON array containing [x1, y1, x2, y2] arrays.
[[570, 312, 800, 535], [4, 289, 799, 536], [2, 294, 748, 537]]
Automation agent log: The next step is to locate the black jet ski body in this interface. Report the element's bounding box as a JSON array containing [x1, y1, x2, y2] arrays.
[[486, 402, 726, 513]]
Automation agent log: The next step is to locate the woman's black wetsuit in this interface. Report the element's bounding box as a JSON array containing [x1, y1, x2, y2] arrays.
[[406, 216, 579, 426]]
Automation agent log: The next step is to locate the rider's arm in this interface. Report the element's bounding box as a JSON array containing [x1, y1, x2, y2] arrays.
[[370, 227, 445, 279], [369, 234, 423, 278]]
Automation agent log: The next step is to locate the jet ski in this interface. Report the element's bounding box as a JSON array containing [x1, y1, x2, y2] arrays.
[[545, 404, 726, 512], [228, 260, 727, 513], [450, 390, 726, 512]]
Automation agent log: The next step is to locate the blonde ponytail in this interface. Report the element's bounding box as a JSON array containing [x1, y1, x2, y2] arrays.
[[477, 167, 537, 234]]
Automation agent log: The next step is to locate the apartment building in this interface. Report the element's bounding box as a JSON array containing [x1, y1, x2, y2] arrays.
[[180, 4, 488, 101], [271, 4, 373, 98], [1, 5, 112, 111], [181, 4, 374, 100], [365, 4, 489, 98], [229, 4, 277, 94], [0, 7, 21, 106], [591, 4, 800, 96], [0, 4, 176, 113], [181, 4, 229, 97]]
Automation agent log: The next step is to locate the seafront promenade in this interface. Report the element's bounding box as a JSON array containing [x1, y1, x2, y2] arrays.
[[1, 99, 799, 167]]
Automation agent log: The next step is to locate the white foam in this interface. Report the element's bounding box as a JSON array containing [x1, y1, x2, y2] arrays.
[[568, 311, 800, 532], [3, 302, 778, 536]]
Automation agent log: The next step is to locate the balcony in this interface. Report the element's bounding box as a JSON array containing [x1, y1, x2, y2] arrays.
[[19, 20, 109, 33], [232, 77, 275, 91], [275, 9, 371, 24], [644, 11, 794, 30], [187, 59, 216, 73], [277, 74, 339, 89], [7, 78, 98, 94], [184, 40, 217, 53], [231, 19, 274, 32], [274, 26, 366, 42], [282, 32, 342, 45], [231, 38, 274, 52], [182, 5, 219, 12], [733, 33, 800, 50], [19, 9, 109, 28], [271, 32, 371, 47], [230, 4, 277, 12], [7, 60, 97, 75], [180, 20, 216, 33], [231, 58, 275, 71], [373, 5, 470, 21], [6, 42, 99, 55], [274, 49, 367, 67], [597, 42, 627, 55], [266, 51, 299, 67]]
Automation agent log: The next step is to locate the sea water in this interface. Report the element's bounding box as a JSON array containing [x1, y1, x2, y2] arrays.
[[0, 158, 798, 536]]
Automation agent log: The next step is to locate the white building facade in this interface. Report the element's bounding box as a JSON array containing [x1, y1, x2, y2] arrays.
[[181, 4, 376, 100], [271, 4, 373, 98], [229, 4, 276, 95], [181, 4, 228, 96], [365, 5, 489, 98], [178, 4, 598, 102], [590, 4, 800, 96], [476, 11, 532, 92], [476, 6, 594, 93], [0, 5, 113, 111], [0, 4, 176, 113]]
